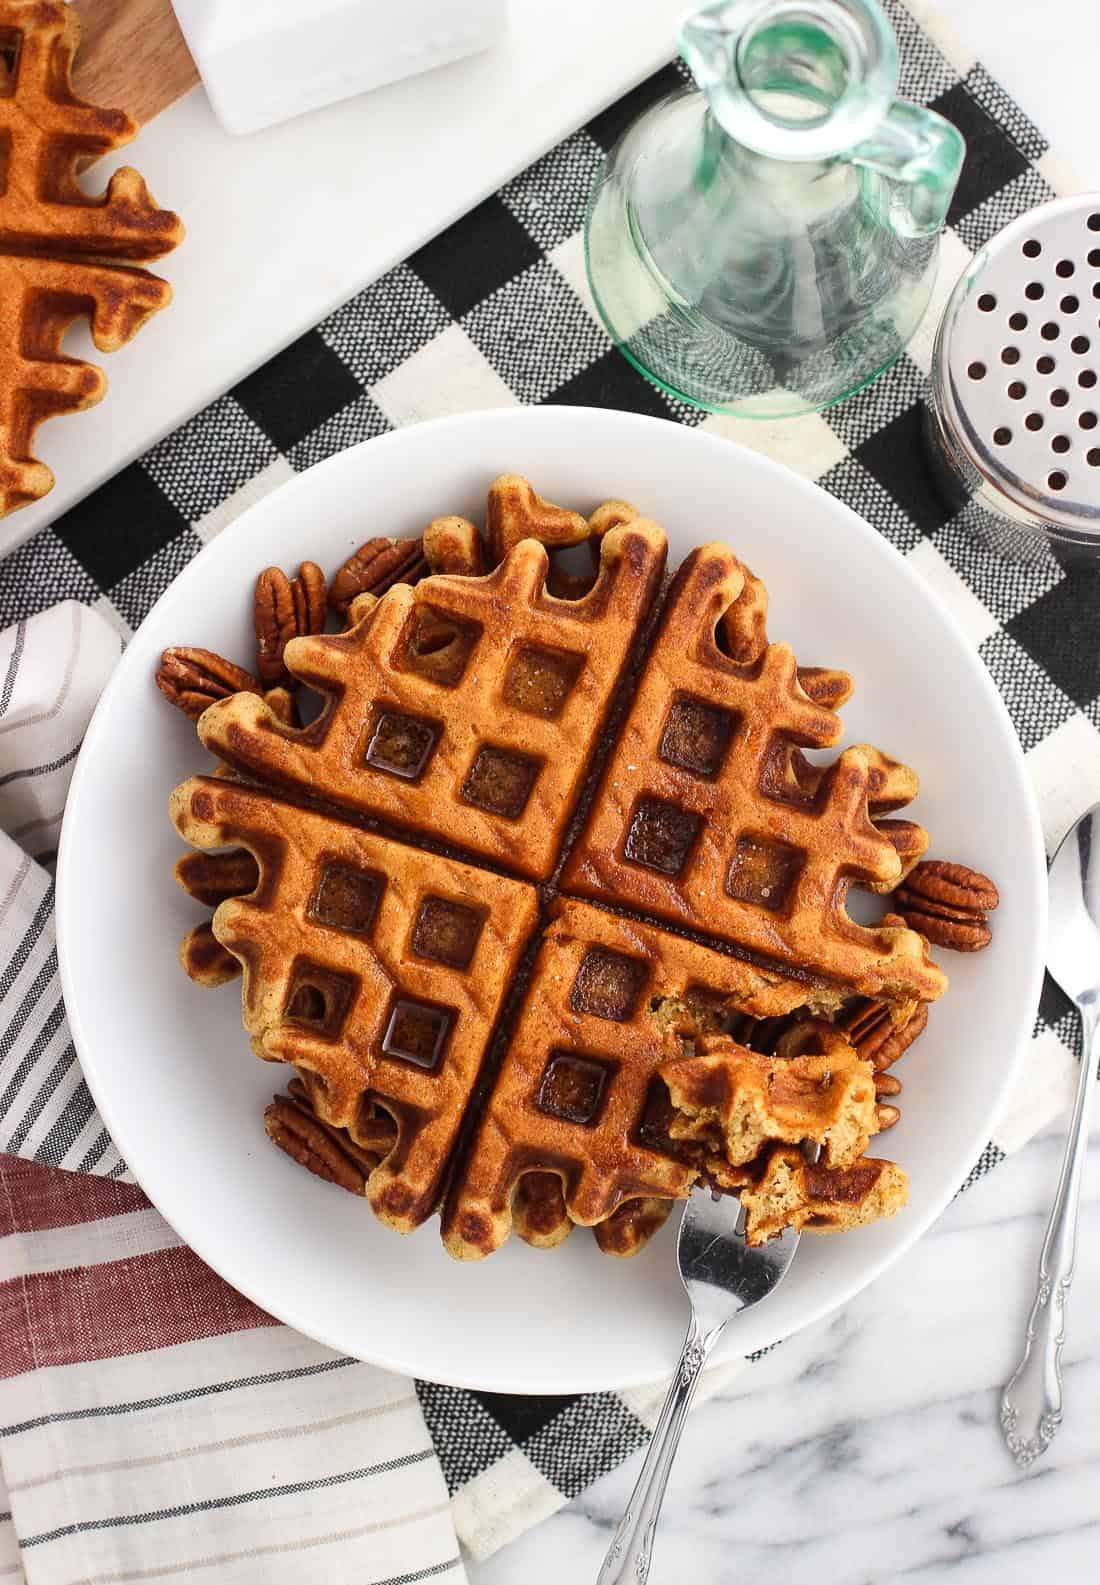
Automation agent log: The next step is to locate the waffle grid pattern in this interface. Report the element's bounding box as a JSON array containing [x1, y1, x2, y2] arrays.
[[184, 530, 924, 1257], [200, 524, 665, 879], [171, 775, 540, 1230], [443, 898, 830, 1258], [564, 546, 941, 1000]]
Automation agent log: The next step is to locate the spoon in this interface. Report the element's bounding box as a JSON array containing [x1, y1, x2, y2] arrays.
[[596, 1172, 807, 1584], [1001, 802, 1100, 1465]]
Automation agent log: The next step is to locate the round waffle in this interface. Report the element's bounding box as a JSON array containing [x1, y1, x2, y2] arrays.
[[170, 475, 948, 1258]]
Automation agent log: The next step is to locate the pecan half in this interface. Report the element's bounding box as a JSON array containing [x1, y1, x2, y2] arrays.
[[874, 1072, 902, 1097], [900, 910, 992, 952], [328, 537, 428, 617], [175, 849, 259, 906], [293, 563, 326, 638], [895, 859, 999, 952], [287, 1076, 399, 1161], [875, 1103, 901, 1131], [156, 647, 258, 722], [265, 1095, 370, 1195], [836, 999, 928, 1072], [179, 922, 241, 986], [269, 1079, 398, 1192], [424, 516, 485, 576], [254, 562, 327, 684]]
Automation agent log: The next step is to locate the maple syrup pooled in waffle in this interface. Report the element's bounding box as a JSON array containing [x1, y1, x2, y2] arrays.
[[0, 1, 182, 516], [166, 474, 963, 1256]]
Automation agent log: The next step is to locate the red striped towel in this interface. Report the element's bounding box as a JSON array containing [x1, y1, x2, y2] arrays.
[[0, 1153, 465, 1585]]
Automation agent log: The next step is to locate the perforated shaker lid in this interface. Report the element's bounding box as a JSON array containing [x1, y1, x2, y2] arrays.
[[934, 194, 1100, 536]]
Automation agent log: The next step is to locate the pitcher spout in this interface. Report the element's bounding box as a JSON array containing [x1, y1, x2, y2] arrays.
[[679, 0, 902, 162]]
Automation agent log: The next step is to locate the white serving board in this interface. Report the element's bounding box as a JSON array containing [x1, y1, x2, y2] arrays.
[[2, 0, 685, 556]]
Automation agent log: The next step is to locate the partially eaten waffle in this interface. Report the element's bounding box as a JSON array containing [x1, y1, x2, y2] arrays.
[[165, 474, 997, 1256]]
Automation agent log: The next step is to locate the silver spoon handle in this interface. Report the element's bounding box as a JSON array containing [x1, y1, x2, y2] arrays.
[[1001, 1002, 1100, 1466], [596, 1317, 719, 1585]]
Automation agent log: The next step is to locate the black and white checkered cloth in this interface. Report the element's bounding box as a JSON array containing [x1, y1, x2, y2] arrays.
[[0, 0, 1091, 1558]]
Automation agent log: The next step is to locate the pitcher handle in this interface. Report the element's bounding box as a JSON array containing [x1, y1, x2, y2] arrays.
[[851, 99, 965, 237]]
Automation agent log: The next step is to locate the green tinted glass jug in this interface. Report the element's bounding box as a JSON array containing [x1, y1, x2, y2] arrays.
[[585, 0, 964, 417]]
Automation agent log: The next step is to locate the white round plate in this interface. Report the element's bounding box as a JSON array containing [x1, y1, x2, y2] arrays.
[[58, 407, 1046, 1393]]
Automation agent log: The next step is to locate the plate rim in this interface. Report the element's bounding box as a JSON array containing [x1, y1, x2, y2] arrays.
[[57, 405, 1048, 1392]]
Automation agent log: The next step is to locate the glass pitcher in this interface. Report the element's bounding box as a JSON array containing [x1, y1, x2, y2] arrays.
[[584, 0, 964, 417]]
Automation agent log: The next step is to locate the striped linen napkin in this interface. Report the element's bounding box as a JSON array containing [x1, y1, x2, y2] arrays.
[[0, 1155, 464, 1585], [0, 606, 125, 1178], [0, 605, 468, 1585]]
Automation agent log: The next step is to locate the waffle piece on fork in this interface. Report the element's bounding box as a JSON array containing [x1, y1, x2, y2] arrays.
[[442, 899, 855, 1261]]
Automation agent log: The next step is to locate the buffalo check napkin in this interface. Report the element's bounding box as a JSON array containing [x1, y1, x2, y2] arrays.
[[0, 1, 1094, 1578]]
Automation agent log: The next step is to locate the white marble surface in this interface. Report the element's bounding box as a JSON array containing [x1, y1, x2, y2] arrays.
[[472, 1117, 1100, 1584], [471, 7, 1100, 1580]]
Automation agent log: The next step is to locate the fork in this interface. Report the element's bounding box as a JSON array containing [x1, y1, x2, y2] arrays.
[[596, 1182, 807, 1584]]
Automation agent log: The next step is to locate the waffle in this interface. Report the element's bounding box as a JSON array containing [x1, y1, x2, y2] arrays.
[[592, 1195, 675, 1255], [0, 1, 183, 516], [562, 543, 945, 1010], [170, 775, 539, 1231], [168, 475, 963, 1256], [661, 1026, 878, 1172], [197, 522, 666, 880], [779, 743, 929, 889], [736, 1145, 908, 1246], [508, 1171, 674, 1256], [264, 1077, 677, 1254], [441, 899, 850, 1260]]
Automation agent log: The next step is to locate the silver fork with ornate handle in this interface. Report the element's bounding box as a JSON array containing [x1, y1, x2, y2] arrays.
[[596, 1177, 807, 1585], [1000, 803, 1100, 1466]]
